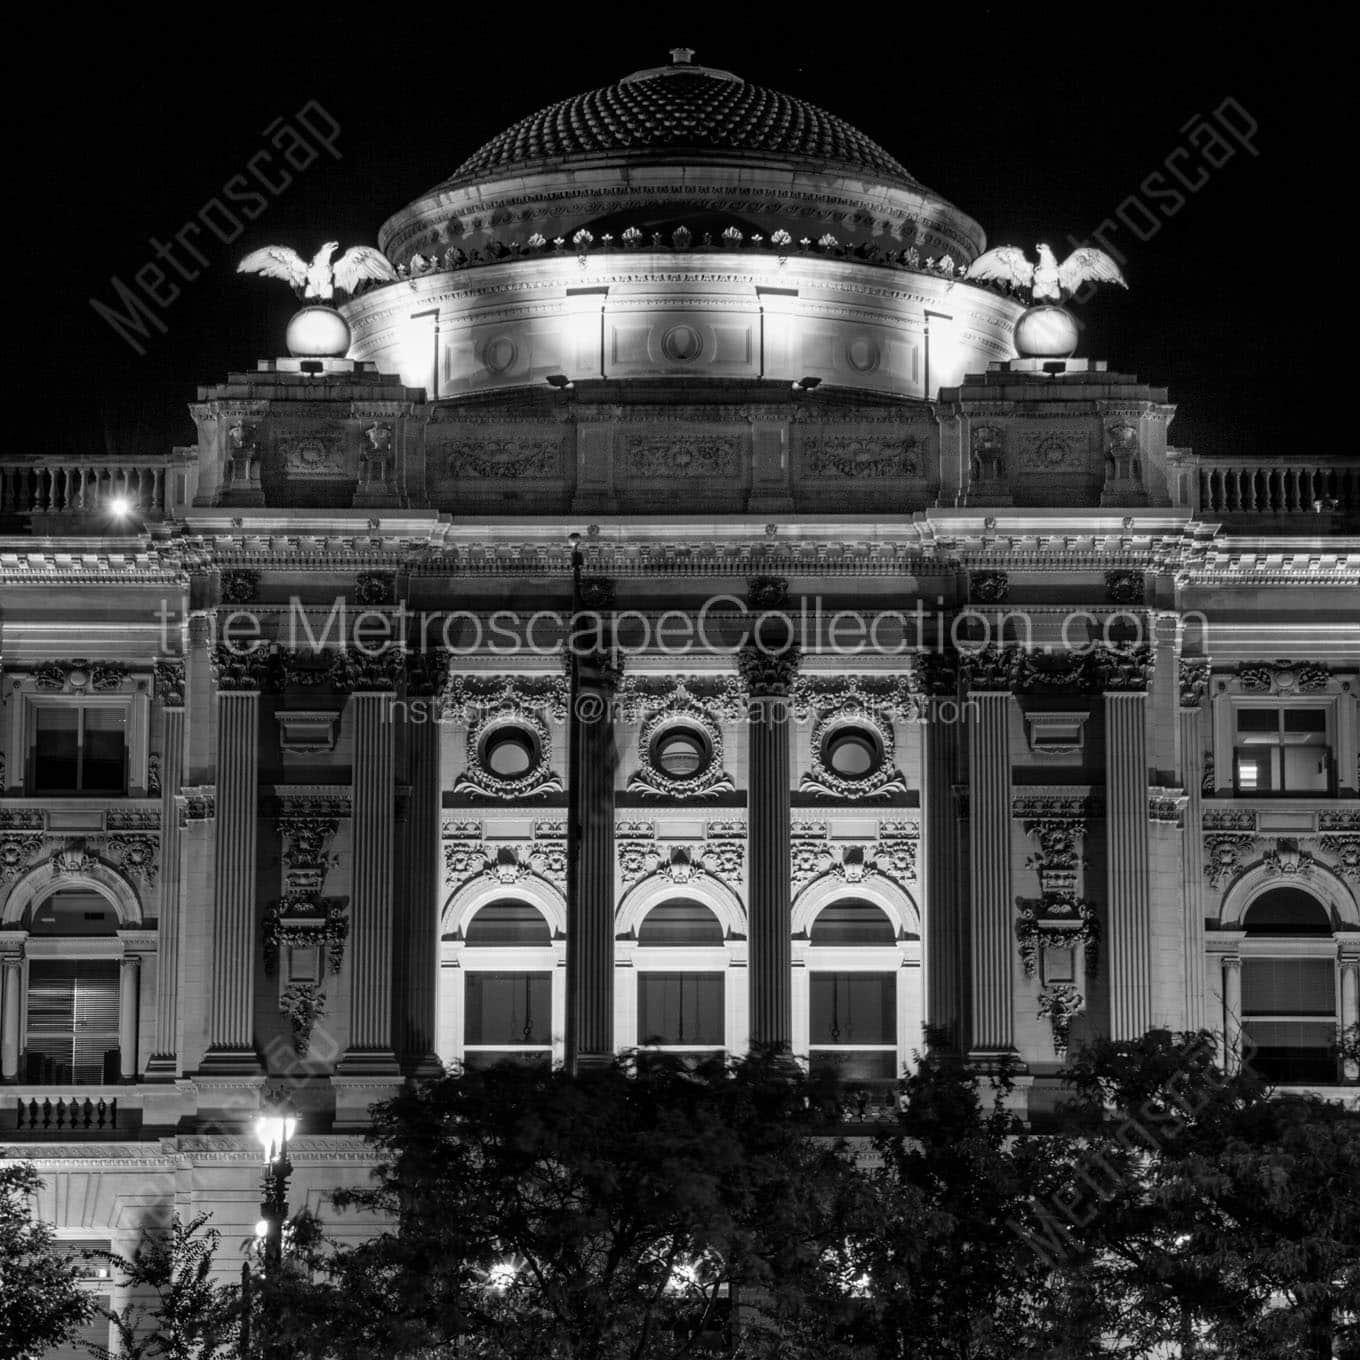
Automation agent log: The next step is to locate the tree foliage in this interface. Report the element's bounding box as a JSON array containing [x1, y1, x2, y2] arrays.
[[0, 1162, 93, 1360], [90, 1212, 241, 1359], [270, 1051, 874, 1360]]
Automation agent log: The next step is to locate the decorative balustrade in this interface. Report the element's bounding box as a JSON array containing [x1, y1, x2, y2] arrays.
[[0, 450, 197, 520], [13, 1093, 120, 1132], [1168, 452, 1360, 519]]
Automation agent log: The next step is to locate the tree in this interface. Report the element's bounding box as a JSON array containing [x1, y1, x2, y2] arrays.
[[0, 1162, 93, 1360], [1055, 1028, 1360, 1359], [856, 1041, 1105, 1360], [271, 1052, 873, 1360], [90, 1212, 241, 1359]]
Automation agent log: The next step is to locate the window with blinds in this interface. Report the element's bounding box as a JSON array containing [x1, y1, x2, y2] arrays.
[[1241, 957, 1338, 1084], [636, 972, 724, 1049], [463, 971, 551, 1069], [808, 972, 897, 1082], [24, 960, 120, 1085]]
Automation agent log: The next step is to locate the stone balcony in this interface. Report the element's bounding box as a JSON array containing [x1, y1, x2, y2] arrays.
[[1167, 450, 1360, 527], [0, 448, 198, 527]]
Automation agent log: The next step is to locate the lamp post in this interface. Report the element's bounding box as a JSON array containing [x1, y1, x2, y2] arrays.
[[244, 1094, 297, 1357]]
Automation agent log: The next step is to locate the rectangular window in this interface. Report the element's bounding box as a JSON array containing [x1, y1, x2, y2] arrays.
[[808, 972, 897, 1084], [30, 705, 128, 795], [464, 972, 551, 1047], [1241, 958, 1337, 1085], [24, 960, 120, 1084], [636, 972, 724, 1048], [1233, 706, 1330, 795]]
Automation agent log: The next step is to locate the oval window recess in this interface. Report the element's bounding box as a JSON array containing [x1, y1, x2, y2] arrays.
[[484, 336, 517, 373], [651, 725, 711, 778], [661, 324, 703, 362], [823, 726, 881, 779], [481, 726, 539, 778], [847, 336, 880, 373]]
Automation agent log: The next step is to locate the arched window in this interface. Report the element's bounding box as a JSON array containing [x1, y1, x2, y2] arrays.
[[633, 899, 727, 1060], [459, 900, 553, 1069], [21, 891, 122, 1085], [637, 900, 724, 947], [809, 900, 895, 946], [1240, 888, 1337, 1084], [806, 899, 899, 1082]]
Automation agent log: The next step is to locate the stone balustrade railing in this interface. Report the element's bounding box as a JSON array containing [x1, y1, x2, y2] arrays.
[[1167, 451, 1360, 518], [0, 449, 197, 520], [5, 1088, 128, 1135]]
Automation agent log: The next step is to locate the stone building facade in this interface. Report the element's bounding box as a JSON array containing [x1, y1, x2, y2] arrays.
[[1, 52, 1359, 1347]]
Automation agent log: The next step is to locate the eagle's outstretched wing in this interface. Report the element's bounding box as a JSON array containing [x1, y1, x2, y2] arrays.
[[964, 246, 1034, 288], [1059, 248, 1127, 294], [332, 246, 397, 294], [237, 245, 307, 289]]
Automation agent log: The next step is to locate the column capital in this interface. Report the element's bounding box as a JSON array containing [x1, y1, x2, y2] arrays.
[[210, 644, 277, 692], [335, 648, 405, 694], [1178, 658, 1210, 708], [1095, 644, 1154, 693], [738, 643, 800, 698], [154, 659, 186, 708]]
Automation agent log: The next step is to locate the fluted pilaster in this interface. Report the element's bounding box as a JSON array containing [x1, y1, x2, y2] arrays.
[[201, 686, 260, 1071], [1106, 690, 1151, 1039], [1222, 955, 1242, 1073], [967, 691, 1014, 1056], [340, 689, 400, 1073], [147, 670, 185, 1077]]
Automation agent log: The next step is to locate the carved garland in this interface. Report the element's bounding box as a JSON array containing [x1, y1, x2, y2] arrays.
[[1015, 896, 1101, 979], [800, 704, 907, 799], [455, 704, 563, 800], [629, 696, 735, 800], [1037, 983, 1085, 1056]]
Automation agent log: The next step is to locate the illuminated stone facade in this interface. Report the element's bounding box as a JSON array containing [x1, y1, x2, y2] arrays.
[[1, 53, 1358, 1340]]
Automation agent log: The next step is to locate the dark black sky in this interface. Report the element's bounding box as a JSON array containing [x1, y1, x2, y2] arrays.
[[11, 6, 1334, 460]]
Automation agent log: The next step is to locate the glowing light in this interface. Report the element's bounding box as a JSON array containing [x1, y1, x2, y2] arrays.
[[109, 497, 133, 518], [254, 1112, 297, 1162], [254, 1220, 269, 1238], [485, 1259, 518, 1292]]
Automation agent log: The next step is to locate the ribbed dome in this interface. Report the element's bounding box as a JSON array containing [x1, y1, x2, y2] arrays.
[[443, 56, 918, 188]]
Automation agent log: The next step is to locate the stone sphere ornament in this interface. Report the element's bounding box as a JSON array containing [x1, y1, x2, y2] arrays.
[[1013, 304, 1080, 359], [286, 306, 352, 358]]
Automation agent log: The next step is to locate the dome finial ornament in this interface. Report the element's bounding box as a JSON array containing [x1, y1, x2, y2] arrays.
[[669, 46, 695, 64], [964, 242, 1127, 359]]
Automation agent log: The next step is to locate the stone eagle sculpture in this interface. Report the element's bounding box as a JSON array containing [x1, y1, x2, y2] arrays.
[[964, 243, 1127, 303], [236, 242, 397, 301]]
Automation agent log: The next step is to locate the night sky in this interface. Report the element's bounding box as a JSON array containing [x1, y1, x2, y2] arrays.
[[11, 8, 1333, 462]]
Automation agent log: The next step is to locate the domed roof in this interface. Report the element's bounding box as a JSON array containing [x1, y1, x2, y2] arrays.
[[441, 50, 918, 189]]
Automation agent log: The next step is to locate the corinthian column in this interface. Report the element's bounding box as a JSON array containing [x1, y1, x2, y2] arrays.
[[566, 617, 622, 1073], [739, 580, 799, 1053], [199, 645, 266, 1074], [338, 651, 402, 1075], [1, 956, 20, 1080], [964, 648, 1015, 1058], [1103, 650, 1153, 1040], [1178, 659, 1210, 1032], [147, 660, 185, 1077]]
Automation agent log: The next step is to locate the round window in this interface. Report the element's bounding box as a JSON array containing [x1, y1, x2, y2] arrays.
[[481, 726, 539, 779], [822, 725, 882, 779], [651, 724, 711, 779]]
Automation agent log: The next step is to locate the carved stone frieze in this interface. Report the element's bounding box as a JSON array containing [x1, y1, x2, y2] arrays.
[[1203, 833, 1258, 888], [623, 435, 738, 478], [1018, 431, 1084, 473], [803, 435, 921, 479], [103, 835, 159, 886], [442, 822, 568, 893], [1317, 834, 1360, 882], [1105, 570, 1145, 605], [1235, 659, 1330, 694], [354, 572, 395, 606], [278, 432, 346, 479], [440, 437, 561, 479], [220, 570, 259, 605], [1261, 838, 1315, 879], [0, 832, 45, 883], [32, 659, 129, 693], [970, 571, 1010, 604]]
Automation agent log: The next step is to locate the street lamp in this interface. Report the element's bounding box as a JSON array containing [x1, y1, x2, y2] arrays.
[[255, 1095, 297, 1277], [240, 1093, 297, 1358]]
